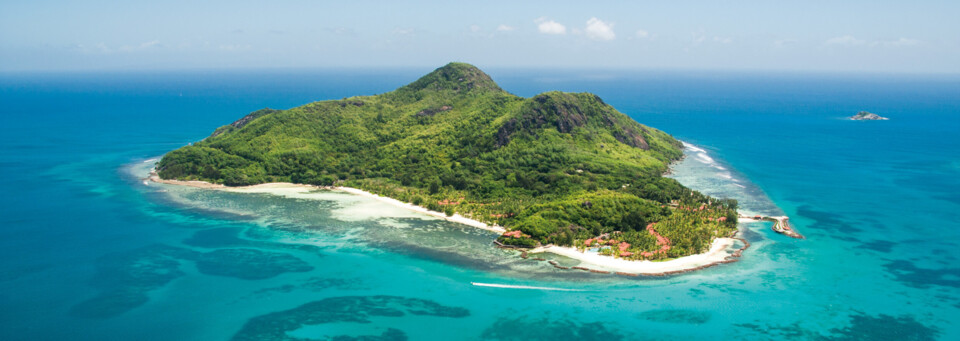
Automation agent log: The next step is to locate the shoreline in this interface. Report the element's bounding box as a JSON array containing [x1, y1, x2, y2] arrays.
[[739, 214, 803, 239], [524, 237, 746, 276], [149, 171, 747, 275], [147, 171, 506, 233], [146, 149, 755, 276]]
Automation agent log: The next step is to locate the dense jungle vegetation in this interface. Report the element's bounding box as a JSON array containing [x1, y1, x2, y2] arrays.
[[158, 63, 738, 259]]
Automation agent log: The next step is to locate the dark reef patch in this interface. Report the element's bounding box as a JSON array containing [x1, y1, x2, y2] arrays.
[[70, 245, 195, 318], [795, 205, 861, 234], [328, 328, 407, 341], [856, 240, 896, 253], [373, 240, 499, 272], [735, 312, 940, 341], [883, 260, 960, 289], [638, 309, 711, 324], [687, 288, 706, 298], [70, 288, 152, 319], [194, 248, 313, 280], [739, 226, 765, 244], [231, 295, 469, 341], [249, 276, 367, 299], [734, 322, 816, 339], [0, 263, 52, 282], [481, 315, 623, 340], [300, 276, 367, 290], [71, 244, 315, 318], [824, 312, 940, 341], [184, 227, 324, 254]]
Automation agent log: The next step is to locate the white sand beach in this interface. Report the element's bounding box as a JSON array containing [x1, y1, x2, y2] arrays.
[[148, 172, 505, 233], [528, 237, 739, 275], [149, 170, 745, 275]]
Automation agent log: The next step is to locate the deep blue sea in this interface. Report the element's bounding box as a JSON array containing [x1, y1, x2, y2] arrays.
[[1, 68, 958, 340]]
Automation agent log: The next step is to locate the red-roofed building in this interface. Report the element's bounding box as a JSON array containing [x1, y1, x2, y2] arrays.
[[502, 230, 528, 238]]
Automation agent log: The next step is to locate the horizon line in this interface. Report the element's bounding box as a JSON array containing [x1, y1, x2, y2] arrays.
[[3, 65, 959, 77]]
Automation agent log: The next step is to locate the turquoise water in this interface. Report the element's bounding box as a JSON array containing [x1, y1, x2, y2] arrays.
[[1, 69, 958, 340]]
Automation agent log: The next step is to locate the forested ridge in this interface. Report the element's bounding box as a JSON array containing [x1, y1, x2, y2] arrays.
[[158, 63, 738, 259]]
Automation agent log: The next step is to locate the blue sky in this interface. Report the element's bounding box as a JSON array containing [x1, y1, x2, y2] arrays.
[[1, 0, 957, 73]]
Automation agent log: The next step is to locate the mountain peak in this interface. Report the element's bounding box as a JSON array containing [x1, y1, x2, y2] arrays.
[[400, 62, 503, 93]]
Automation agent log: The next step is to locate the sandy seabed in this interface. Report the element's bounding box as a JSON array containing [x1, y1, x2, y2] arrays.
[[149, 171, 745, 275], [148, 173, 505, 233]]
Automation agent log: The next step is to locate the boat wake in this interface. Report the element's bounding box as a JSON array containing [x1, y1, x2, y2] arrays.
[[471, 282, 584, 291]]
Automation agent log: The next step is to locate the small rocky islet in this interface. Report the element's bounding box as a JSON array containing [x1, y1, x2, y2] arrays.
[[849, 111, 889, 120]]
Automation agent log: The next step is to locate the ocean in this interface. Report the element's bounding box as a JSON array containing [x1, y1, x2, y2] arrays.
[[1, 68, 958, 340]]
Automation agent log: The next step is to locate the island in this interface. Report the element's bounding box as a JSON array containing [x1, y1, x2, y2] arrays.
[[154, 62, 766, 275], [849, 111, 889, 120]]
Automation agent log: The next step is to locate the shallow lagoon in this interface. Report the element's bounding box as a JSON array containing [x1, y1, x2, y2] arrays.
[[1, 69, 957, 340]]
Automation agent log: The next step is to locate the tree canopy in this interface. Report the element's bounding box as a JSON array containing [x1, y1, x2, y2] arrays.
[[158, 62, 738, 259]]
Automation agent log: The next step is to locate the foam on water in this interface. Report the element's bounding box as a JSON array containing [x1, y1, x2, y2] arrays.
[[470, 282, 585, 291], [4, 70, 958, 340], [670, 142, 781, 217], [682, 142, 706, 153], [694, 153, 715, 164], [135, 145, 775, 281]]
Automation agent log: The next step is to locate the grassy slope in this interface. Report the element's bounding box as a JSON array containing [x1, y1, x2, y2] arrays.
[[157, 63, 738, 259]]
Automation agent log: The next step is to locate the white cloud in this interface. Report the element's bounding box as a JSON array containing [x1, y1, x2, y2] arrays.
[[584, 17, 615, 41], [535, 17, 566, 35], [635, 30, 649, 39], [470, 25, 481, 33], [118, 40, 161, 52], [825, 35, 921, 48], [882, 37, 921, 47], [825, 35, 866, 46], [496, 24, 515, 32], [689, 31, 732, 46], [74, 42, 113, 54]]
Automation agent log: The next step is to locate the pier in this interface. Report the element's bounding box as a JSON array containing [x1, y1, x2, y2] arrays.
[[740, 214, 803, 239]]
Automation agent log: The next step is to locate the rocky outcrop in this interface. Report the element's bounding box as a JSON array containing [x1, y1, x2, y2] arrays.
[[494, 91, 650, 150], [850, 111, 889, 120], [416, 105, 453, 116], [231, 108, 279, 129], [496, 93, 591, 146], [209, 108, 279, 138]]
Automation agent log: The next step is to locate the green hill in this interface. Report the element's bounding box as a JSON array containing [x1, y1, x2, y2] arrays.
[[157, 62, 738, 259]]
